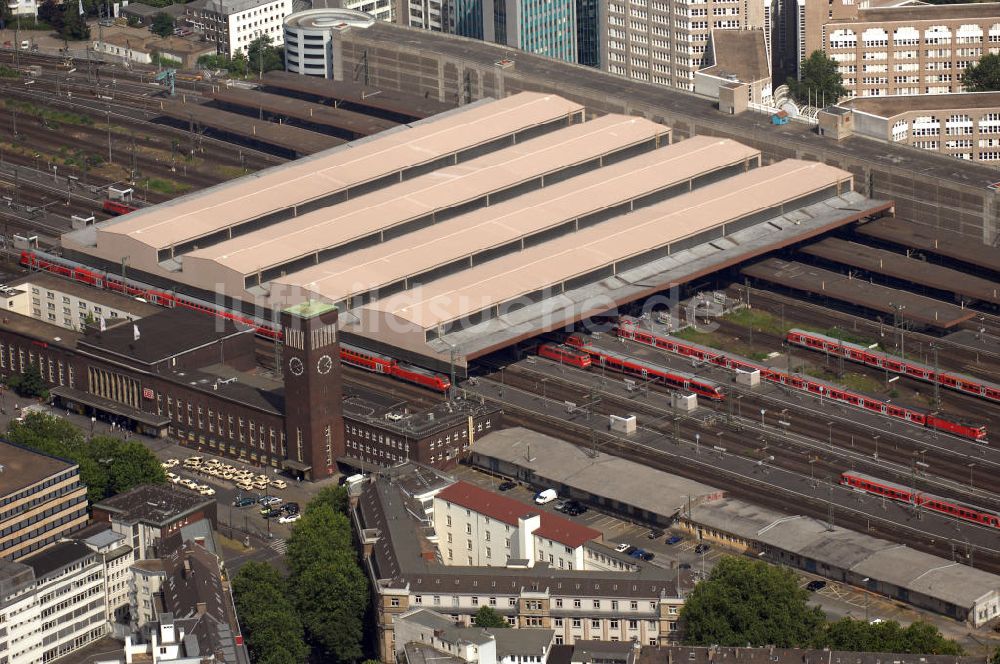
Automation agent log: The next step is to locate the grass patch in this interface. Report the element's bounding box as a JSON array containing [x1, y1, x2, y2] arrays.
[[724, 308, 788, 337], [0, 65, 21, 79], [215, 164, 250, 180], [801, 366, 886, 394], [673, 326, 775, 361], [6, 100, 92, 127], [8, 19, 53, 31], [141, 177, 191, 195]]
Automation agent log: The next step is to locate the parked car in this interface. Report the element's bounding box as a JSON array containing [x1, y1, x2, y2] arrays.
[[640, 551, 655, 562], [694, 543, 710, 554], [261, 507, 282, 519], [498, 480, 516, 492], [806, 580, 827, 592], [553, 500, 569, 512], [258, 495, 281, 506], [282, 502, 300, 514], [270, 479, 288, 490], [198, 486, 216, 496], [534, 489, 557, 505], [233, 496, 255, 508], [647, 529, 664, 540], [629, 548, 647, 559], [279, 512, 301, 524], [666, 535, 683, 545], [678, 563, 692, 570], [614, 543, 631, 553]]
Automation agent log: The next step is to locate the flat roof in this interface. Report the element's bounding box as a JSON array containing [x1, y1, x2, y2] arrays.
[[701, 29, 770, 83], [741, 258, 977, 328], [471, 428, 724, 517], [855, 2, 1000, 21], [209, 87, 399, 136], [182, 114, 669, 279], [800, 237, 1000, 305], [856, 217, 1000, 273], [8, 272, 161, 318], [94, 483, 215, 525], [0, 440, 76, 498], [842, 92, 1000, 116], [274, 137, 758, 305], [364, 160, 851, 330], [262, 70, 455, 120], [157, 101, 346, 155], [89, 93, 583, 261]]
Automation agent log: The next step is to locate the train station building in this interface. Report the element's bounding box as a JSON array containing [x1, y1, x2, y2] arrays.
[[62, 92, 890, 375]]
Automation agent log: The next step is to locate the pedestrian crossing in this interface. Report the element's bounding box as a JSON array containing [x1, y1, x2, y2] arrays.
[[269, 538, 287, 554]]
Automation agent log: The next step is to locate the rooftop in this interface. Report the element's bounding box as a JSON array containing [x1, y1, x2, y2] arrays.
[[470, 428, 723, 517], [6, 271, 161, 318], [842, 92, 1000, 116], [638, 646, 987, 664], [342, 392, 500, 439], [436, 481, 602, 549], [0, 440, 78, 499], [855, 1, 1000, 21], [93, 483, 215, 526], [22, 540, 95, 580], [701, 29, 770, 83], [77, 307, 253, 366]]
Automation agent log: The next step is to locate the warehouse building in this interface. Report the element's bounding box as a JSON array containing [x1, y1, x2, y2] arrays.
[[64, 91, 888, 375]]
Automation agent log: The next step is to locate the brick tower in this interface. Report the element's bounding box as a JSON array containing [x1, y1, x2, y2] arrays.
[[281, 301, 344, 480]]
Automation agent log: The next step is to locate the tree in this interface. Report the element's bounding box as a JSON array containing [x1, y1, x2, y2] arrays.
[[962, 53, 1000, 92], [816, 618, 962, 655], [787, 50, 847, 107], [680, 557, 825, 647], [151, 12, 174, 38], [293, 554, 369, 662], [6, 364, 49, 399], [247, 34, 284, 76], [7, 412, 165, 502], [472, 606, 510, 628], [232, 562, 309, 664], [60, 1, 91, 40], [285, 504, 353, 577], [38, 0, 65, 33], [311, 485, 349, 515]]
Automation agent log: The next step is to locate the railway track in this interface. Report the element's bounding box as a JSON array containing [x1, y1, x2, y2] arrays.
[[467, 373, 1000, 575]]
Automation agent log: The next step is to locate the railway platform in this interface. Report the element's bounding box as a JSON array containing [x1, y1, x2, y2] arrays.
[[800, 238, 1000, 306], [742, 258, 977, 329], [856, 218, 1000, 276]]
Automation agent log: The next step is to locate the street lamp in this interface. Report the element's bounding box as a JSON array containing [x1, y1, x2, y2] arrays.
[[861, 577, 870, 622], [872, 434, 880, 460], [759, 408, 766, 428]]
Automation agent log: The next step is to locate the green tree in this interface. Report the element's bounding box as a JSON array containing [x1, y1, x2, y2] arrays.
[[293, 554, 368, 662], [680, 557, 825, 647], [38, 0, 65, 33], [6, 364, 49, 399], [472, 606, 510, 628], [817, 618, 961, 655], [311, 485, 349, 515], [787, 50, 847, 106], [285, 504, 353, 577], [232, 562, 309, 664], [150, 12, 174, 38], [247, 34, 284, 76], [60, 1, 91, 40], [962, 53, 1000, 92]]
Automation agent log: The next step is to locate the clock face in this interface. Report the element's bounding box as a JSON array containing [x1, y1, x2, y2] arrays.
[[288, 357, 304, 376], [317, 354, 333, 375]]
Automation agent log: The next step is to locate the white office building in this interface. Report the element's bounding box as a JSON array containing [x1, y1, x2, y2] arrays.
[[185, 0, 294, 57]]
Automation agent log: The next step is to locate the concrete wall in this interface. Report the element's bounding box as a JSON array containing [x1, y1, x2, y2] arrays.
[[330, 24, 1000, 245]]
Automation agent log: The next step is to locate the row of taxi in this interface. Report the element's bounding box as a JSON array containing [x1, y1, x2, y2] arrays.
[[161, 456, 289, 493]]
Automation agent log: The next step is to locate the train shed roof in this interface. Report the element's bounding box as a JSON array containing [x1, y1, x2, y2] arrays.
[[741, 258, 977, 329], [360, 160, 851, 331], [272, 137, 759, 307], [72, 93, 584, 273], [799, 237, 1000, 305], [180, 114, 671, 291]]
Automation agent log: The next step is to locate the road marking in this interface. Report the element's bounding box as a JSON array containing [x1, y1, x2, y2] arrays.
[[269, 538, 287, 554]]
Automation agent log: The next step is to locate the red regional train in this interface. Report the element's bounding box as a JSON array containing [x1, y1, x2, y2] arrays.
[[537, 342, 593, 368], [565, 336, 725, 400], [615, 317, 987, 441], [786, 328, 1000, 405], [841, 471, 1000, 529], [19, 250, 451, 393], [102, 199, 140, 216]]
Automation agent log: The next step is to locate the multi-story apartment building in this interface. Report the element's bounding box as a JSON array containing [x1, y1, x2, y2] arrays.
[[75, 527, 136, 628], [0, 442, 89, 562], [184, 0, 294, 57], [798, 0, 1000, 97], [353, 464, 693, 662], [600, 0, 766, 92], [449, 0, 579, 62], [0, 273, 158, 334], [0, 541, 109, 664], [820, 92, 1000, 163]]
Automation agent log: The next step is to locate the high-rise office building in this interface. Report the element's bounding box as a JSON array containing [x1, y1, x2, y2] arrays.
[[448, 0, 579, 63]]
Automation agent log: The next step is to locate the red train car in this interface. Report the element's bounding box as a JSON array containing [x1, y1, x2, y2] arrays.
[[569, 337, 724, 400], [615, 317, 987, 442], [102, 199, 139, 216], [841, 471, 1000, 529], [392, 363, 451, 393], [341, 343, 396, 374], [786, 328, 1000, 405], [537, 343, 592, 368]]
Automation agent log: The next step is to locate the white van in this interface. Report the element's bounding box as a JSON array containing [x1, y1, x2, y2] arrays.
[[534, 489, 557, 505]]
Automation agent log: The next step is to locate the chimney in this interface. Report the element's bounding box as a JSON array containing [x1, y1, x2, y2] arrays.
[[183, 558, 192, 578], [196, 601, 207, 616]]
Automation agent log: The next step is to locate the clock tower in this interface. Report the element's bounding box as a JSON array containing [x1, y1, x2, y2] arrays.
[[281, 300, 345, 480]]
